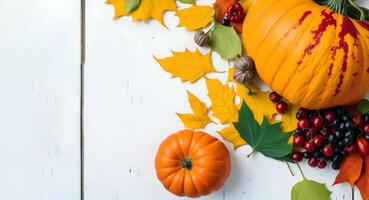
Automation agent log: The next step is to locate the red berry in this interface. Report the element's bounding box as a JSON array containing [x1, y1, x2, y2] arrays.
[[364, 124, 369, 134], [323, 145, 334, 157], [293, 135, 305, 147], [269, 91, 281, 103], [226, 2, 245, 23], [308, 157, 318, 167], [297, 108, 309, 119], [291, 151, 303, 162], [324, 111, 335, 123], [298, 118, 311, 129], [357, 137, 369, 156], [304, 141, 315, 153], [276, 101, 288, 114], [345, 144, 357, 154], [320, 128, 330, 138], [313, 135, 324, 147], [312, 116, 324, 128], [353, 115, 364, 127], [306, 129, 316, 139], [317, 160, 327, 169]]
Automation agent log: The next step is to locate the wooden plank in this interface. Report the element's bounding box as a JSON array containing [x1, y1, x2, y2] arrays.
[[0, 1, 81, 199], [85, 1, 369, 200]]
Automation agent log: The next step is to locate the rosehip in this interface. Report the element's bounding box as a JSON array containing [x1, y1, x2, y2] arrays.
[[364, 124, 369, 134], [298, 118, 311, 129], [291, 151, 303, 163], [317, 160, 327, 169], [312, 116, 324, 128], [323, 145, 334, 157], [324, 111, 335, 123], [313, 135, 324, 147], [304, 141, 315, 153], [308, 157, 318, 167], [269, 92, 281, 103], [276, 101, 288, 114], [293, 135, 305, 147]]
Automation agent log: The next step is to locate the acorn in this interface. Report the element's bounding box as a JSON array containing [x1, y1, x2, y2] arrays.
[[194, 30, 210, 47], [233, 56, 256, 84]]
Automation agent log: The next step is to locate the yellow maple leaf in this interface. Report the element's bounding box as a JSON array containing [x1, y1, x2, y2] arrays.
[[175, 5, 213, 31], [106, 0, 127, 19], [130, 0, 176, 25], [279, 104, 299, 132], [155, 49, 216, 83], [107, 0, 175, 25], [177, 91, 213, 129], [227, 67, 234, 83], [218, 124, 246, 149], [236, 83, 276, 124], [206, 78, 238, 124]]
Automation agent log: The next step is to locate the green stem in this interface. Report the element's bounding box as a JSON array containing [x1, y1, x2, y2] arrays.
[[296, 163, 307, 180], [247, 149, 256, 158], [314, 0, 366, 21], [285, 161, 295, 176]]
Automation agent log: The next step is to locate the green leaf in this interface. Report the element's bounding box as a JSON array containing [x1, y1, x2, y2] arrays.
[[291, 179, 331, 200], [125, 0, 140, 13], [209, 23, 242, 60], [233, 101, 293, 159], [179, 0, 195, 4], [357, 99, 369, 114]]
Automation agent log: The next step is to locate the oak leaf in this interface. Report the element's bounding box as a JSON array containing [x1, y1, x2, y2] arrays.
[[357, 156, 369, 200], [176, 5, 213, 31], [206, 78, 238, 124], [155, 49, 216, 83], [334, 154, 363, 186], [218, 124, 246, 149], [177, 91, 212, 129]]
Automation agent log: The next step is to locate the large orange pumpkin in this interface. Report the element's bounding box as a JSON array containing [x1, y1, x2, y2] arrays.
[[155, 130, 231, 198], [242, 0, 369, 109]]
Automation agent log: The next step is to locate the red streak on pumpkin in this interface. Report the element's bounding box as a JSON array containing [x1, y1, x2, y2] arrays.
[[297, 10, 336, 65], [332, 17, 359, 96], [294, 11, 312, 29], [328, 63, 333, 76], [357, 21, 369, 31]]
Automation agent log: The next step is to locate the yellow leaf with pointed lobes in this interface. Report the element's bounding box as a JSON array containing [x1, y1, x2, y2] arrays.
[[206, 78, 238, 124], [155, 49, 216, 83], [130, 0, 176, 25], [176, 5, 213, 31], [218, 124, 246, 149]]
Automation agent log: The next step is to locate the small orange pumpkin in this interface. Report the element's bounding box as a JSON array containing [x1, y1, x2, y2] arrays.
[[242, 0, 369, 109], [155, 130, 231, 198]]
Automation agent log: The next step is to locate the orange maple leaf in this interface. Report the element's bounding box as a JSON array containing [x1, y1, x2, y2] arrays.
[[357, 156, 369, 200], [334, 153, 363, 186]]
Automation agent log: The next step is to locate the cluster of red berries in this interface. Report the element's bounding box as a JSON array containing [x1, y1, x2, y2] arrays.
[[269, 91, 289, 114], [290, 107, 369, 170], [220, 1, 245, 26]]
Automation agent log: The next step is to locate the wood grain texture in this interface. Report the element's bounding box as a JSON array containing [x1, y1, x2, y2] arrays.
[[84, 0, 368, 200], [0, 0, 81, 199]]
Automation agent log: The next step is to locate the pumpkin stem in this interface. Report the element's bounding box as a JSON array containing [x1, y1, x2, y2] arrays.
[[180, 157, 193, 170], [314, 0, 368, 21]]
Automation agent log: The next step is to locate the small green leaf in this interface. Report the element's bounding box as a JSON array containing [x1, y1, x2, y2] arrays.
[[233, 101, 293, 159], [291, 179, 331, 200], [209, 23, 242, 60], [125, 0, 140, 13], [179, 0, 195, 4], [357, 99, 369, 114]]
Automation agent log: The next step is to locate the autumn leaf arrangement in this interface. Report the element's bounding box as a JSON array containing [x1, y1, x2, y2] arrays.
[[107, 0, 369, 199]]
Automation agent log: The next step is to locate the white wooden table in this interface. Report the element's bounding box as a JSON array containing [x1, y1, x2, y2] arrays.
[[0, 0, 368, 199]]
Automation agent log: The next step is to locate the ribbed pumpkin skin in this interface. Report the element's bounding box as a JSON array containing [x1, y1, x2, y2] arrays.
[[155, 130, 231, 198], [242, 0, 369, 109]]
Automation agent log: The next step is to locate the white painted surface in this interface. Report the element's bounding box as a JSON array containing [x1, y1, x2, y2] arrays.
[[84, 1, 369, 200], [0, 1, 81, 200]]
